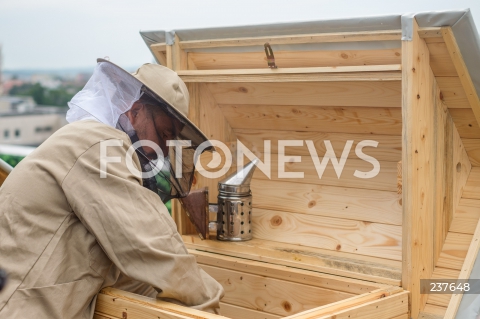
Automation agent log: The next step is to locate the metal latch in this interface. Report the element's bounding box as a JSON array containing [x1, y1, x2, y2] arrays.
[[264, 43, 277, 69]]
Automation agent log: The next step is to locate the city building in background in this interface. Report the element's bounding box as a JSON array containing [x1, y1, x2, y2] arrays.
[[0, 45, 87, 148]]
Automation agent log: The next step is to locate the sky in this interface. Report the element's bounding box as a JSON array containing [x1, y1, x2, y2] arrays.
[[1, 0, 480, 71]]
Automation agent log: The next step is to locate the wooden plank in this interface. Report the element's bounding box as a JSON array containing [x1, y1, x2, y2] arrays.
[[462, 167, 480, 200], [96, 288, 222, 319], [462, 138, 480, 166], [305, 291, 408, 319], [444, 219, 480, 318], [436, 76, 470, 109], [418, 27, 442, 39], [220, 105, 402, 136], [180, 71, 401, 83], [425, 266, 461, 309], [200, 264, 353, 317], [452, 115, 472, 221], [247, 155, 398, 192], [178, 65, 402, 76], [401, 19, 436, 318], [437, 232, 473, 270], [219, 303, 281, 319], [427, 42, 457, 76], [427, 294, 452, 308], [209, 81, 401, 108], [188, 49, 402, 70], [172, 34, 187, 71], [433, 80, 449, 265], [449, 108, 480, 139], [190, 249, 383, 294], [183, 235, 402, 286], [450, 198, 480, 234], [252, 208, 402, 261], [431, 266, 461, 280], [397, 161, 402, 195], [250, 179, 402, 225], [420, 304, 447, 318], [94, 313, 119, 319], [177, 65, 401, 82], [180, 30, 402, 50], [442, 27, 480, 130], [283, 287, 403, 319], [197, 153, 398, 192], [150, 43, 167, 66], [235, 129, 402, 162], [150, 43, 166, 52], [166, 45, 173, 69]]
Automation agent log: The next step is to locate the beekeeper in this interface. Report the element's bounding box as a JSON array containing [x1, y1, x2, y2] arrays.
[[0, 59, 224, 318]]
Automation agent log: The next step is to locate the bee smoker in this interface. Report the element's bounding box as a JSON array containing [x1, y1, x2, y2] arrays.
[[181, 159, 258, 241], [209, 159, 258, 241]]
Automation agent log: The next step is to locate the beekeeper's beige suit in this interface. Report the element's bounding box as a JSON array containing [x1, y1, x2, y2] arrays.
[[0, 61, 224, 318]]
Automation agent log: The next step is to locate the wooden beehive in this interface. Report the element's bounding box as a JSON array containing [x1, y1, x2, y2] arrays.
[[94, 17, 480, 319]]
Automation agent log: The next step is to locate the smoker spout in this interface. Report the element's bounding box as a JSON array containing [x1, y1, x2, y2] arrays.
[[218, 158, 259, 195]]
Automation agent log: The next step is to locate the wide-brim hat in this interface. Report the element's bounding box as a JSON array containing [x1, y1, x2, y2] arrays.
[[97, 58, 212, 151]]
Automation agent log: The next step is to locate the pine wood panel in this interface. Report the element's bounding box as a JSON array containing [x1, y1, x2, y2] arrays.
[[219, 303, 281, 319], [444, 219, 480, 318], [433, 82, 450, 264], [401, 20, 437, 318], [200, 264, 353, 317], [180, 30, 402, 50], [427, 294, 452, 308], [191, 249, 382, 294], [252, 208, 402, 261], [422, 304, 447, 317], [220, 105, 402, 136], [183, 235, 402, 286], [450, 198, 480, 234], [189, 49, 402, 70], [430, 267, 461, 280], [306, 291, 408, 319], [250, 179, 402, 225], [425, 268, 462, 310], [95, 289, 221, 319], [461, 167, 480, 200], [208, 82, 401, 107], [235, 129, 402, 162], [436, 77, 469, 109], [442, 27, 480, 142], [284, 287, 404, 319], [462, 138, 480, 166], [436, 232, 473, 270], [452, 123, 472, 214], [248, 155, 397, 192], [449, 108, 480, 139], [427, 42, 457, 76]]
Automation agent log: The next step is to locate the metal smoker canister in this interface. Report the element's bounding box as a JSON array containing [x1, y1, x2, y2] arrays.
[[216, 159, 258, 241]]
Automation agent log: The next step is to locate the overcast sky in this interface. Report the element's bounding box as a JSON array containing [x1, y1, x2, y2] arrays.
[[1, 0, 480, 70]]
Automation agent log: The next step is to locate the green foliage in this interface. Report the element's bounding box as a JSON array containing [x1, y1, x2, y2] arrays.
[[9, 83, 81, 107], [0, 154, 24, 167]]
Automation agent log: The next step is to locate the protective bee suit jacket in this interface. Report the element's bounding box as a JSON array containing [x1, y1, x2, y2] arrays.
[[0, 61, 224, 318]]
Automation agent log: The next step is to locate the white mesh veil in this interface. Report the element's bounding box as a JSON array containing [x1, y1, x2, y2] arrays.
[[66, 62, 142, 126], [66, 61, 209, 203]]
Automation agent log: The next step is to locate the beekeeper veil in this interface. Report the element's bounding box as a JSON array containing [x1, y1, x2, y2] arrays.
[[66, 59, 213, 202]]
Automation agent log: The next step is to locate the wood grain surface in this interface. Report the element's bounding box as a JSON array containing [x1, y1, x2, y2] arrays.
[[220, 104, 402, 135], [208, 81, 401, 107], [250, 179, 402, 225], [251, 208, 402, 260]]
